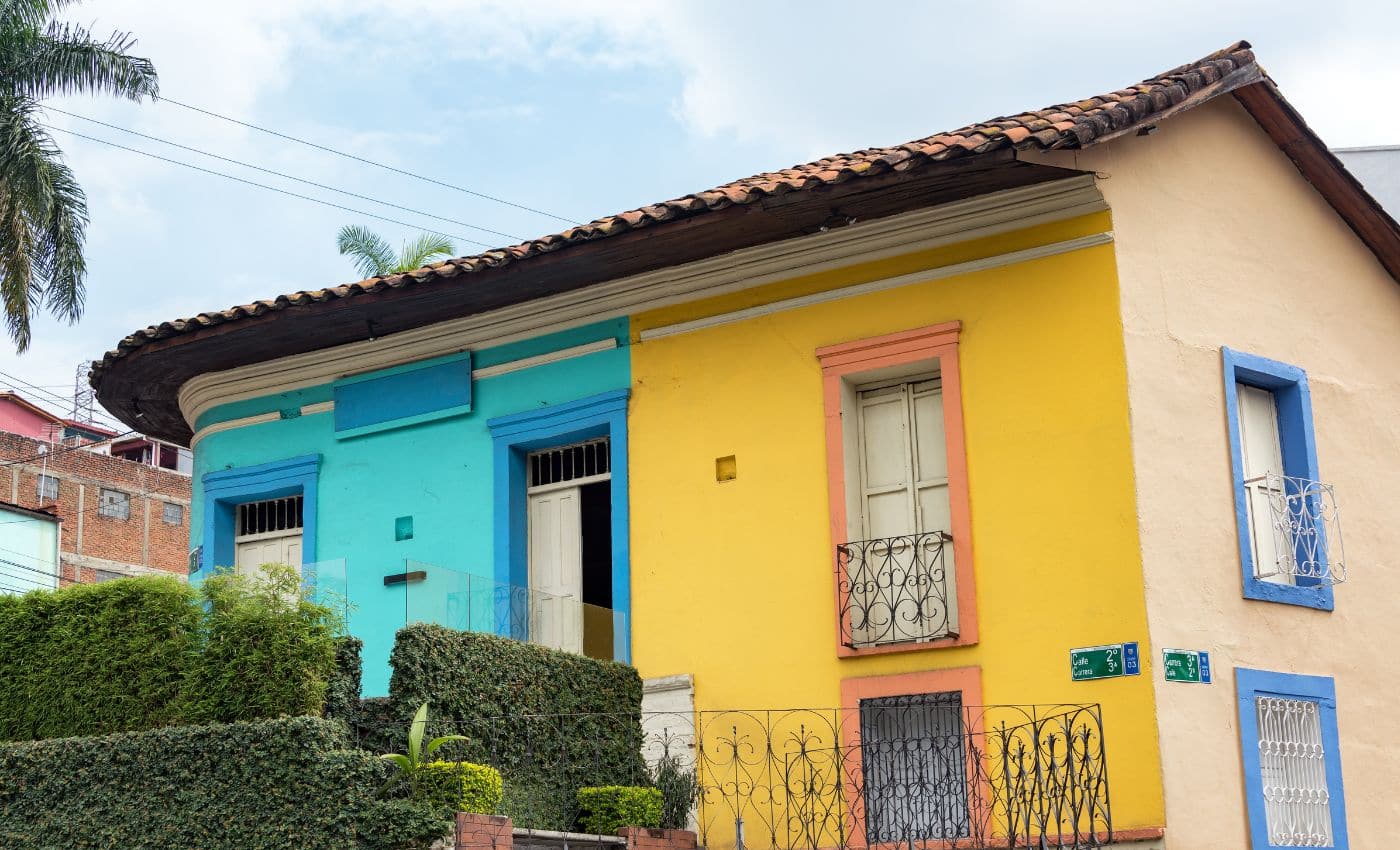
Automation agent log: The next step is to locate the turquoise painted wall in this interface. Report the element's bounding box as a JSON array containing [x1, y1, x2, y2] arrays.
[[191, 319, 631, 695]]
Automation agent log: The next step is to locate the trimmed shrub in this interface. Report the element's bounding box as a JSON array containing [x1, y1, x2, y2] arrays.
[[416, 761, 503, 814], [0, 716, 433, 849], [326, 635, 364, 725], [356, 799, 455, 850], [577, 786, 663, 834], [182, 565, 340, 724], [0, 575, 201, 740], [388, 624, 647, 830]]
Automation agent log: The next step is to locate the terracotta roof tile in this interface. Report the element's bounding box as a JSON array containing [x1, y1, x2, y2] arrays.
[[92, 41, 1261, 382]]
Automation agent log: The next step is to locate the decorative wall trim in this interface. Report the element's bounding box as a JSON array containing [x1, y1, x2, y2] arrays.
[[178, 176, 1105, 426], [817, 322, 977, 656], [641, 232, 1113, 342]]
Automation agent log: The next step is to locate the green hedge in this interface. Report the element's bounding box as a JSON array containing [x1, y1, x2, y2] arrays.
[[577, 787, 662, 834], [0, 716, 451, 850], [388, 624, 647, 830], [0, 570, 341, 741], [326, 636, 365, 725], [417, 761, 503, 814]]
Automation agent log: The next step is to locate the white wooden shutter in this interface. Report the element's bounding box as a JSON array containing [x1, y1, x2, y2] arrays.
[[528, 487, 583, 653], [1237, 384, 1292, 584]]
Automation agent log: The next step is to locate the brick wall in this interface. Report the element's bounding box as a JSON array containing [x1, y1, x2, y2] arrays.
[[0, 431, 191, 584]]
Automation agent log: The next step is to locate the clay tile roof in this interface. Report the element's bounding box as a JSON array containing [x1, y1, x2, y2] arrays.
[[96, 39, 1392, 402]]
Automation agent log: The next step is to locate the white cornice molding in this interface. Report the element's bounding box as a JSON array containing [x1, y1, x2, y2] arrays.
[[640, 233, 1114, 341], [179, 175, 1104, 427]]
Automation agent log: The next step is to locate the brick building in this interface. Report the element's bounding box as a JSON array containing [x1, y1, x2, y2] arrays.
[[0, 399, 191, 585]]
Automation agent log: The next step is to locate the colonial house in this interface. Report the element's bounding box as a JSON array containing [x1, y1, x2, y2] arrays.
[[91, 42, 1399, 850]]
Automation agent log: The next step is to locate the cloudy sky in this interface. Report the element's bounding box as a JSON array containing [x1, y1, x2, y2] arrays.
[[3, 0, 1397, 428]]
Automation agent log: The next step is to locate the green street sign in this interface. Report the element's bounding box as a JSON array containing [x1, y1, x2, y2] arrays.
[[1162, 648, 1212, 684], [1070, 642, 1140, 681]]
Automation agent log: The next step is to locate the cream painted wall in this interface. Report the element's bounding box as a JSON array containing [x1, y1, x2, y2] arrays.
[[1036, 98, 1400, 847]]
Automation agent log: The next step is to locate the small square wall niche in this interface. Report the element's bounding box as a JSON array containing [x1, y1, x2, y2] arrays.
[[395, 515, 414, 541], [715, 455, 737, 483]]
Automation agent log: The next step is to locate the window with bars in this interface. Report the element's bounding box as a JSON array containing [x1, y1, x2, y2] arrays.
[[1237, 668, 1347, 850], [98, 488, 130, 520], [236, 495, 303, 537], [859, 692, 969, 842], [528, 438, 610, 489], [36, 474, 58, 501], [162, 502, 184, 525], [1256, 696, 1333, 847]]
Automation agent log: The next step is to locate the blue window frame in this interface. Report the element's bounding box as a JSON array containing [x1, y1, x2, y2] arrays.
[[199, 454, 320, 583], [1221, 348, 1332, 610], [1236, 668, 1348, 849], [486, 389, 630, 662]]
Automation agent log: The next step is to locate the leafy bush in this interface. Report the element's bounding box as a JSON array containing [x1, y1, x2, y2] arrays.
[[0, 568, 344, 741], [387, 624, 647, 830], [183, 565, 340, 724], [355, 799, 454, 850], [326, 635, 364, 725], [0, 716, 436, 849], [653, 750, 697, 830], [0, 575, 201, 740], [417, 761, 503, 814], [577, 786, 663, 834]]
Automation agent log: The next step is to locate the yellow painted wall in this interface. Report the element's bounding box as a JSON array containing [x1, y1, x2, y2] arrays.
[[627, 212, 1165, 831]]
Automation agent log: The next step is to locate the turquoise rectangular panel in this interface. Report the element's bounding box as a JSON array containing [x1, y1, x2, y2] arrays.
[[333, 353, 472, 436]]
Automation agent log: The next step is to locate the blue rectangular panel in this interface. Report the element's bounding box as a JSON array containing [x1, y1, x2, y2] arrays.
[[334, 354, 472, 433], [1198, 651, 1211, 684], [1123, 641, 1140, 676]]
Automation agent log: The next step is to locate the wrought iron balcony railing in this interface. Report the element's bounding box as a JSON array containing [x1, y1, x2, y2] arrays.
[[359, 703, 1114, 849], [836, 532, 957, 649], [1249, 473, 1346, 585]]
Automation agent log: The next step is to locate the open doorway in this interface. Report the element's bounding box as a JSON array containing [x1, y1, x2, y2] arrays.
[[526, 438, 615, 659]]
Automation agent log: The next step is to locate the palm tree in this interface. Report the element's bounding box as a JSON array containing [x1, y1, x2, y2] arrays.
[[336, 225, 455, 279], [0, 0, 158, 351]]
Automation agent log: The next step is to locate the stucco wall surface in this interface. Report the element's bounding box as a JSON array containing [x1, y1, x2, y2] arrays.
[[1050, 98, 1400, 847], [627, 214, 1166, 831], [191, 319, 630, 696]]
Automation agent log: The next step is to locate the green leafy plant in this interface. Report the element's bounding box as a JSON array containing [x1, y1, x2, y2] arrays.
[[337, 225, 454, 279], [652, 747, 697, 830], [576, 786, 663, 834], [386, 624, 646, 830], [381, 702, 468, 777], [0, 716, 423, 850], [355, 798, 455, 850], [416, 761, 503, 814]]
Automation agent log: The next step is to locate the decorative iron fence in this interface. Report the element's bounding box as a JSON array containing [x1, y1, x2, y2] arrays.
[[369, 704, 1112, 849], [836, 532, 957, 649]]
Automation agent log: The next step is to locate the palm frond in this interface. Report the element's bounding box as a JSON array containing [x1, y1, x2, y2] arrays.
[[395, 232, 454, 272], [337, 224, 396, 279], [0, 0, 84, 32], [0, 94, 88, 350], [11, 22, 158, 101]]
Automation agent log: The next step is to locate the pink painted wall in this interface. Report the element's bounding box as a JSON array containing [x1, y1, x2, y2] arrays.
[[0, 397, 59, 439]]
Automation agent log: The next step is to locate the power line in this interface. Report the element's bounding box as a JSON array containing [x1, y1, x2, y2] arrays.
[[0, 372, 124, 431], [44, 106, 526, 243], [156, 95, 582, 226], [0, 430, 138, 470], [44, 125, 491, 248]]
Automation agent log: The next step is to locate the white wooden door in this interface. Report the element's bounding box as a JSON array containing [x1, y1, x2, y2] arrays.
[[528, 486, 583, 653], [235, 532, 303, 578], [1237, 383, 1292, 584]]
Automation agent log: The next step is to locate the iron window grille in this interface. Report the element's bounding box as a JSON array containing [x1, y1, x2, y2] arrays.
[[35, 474, 58, 501], [1249, 473, 1345, 585], [98, 488, 130, 520], [236, 495, 303, 537], [836, 531, 956, 649], [1256, 696, 1333, 847], [529, 438, 610, 489]]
